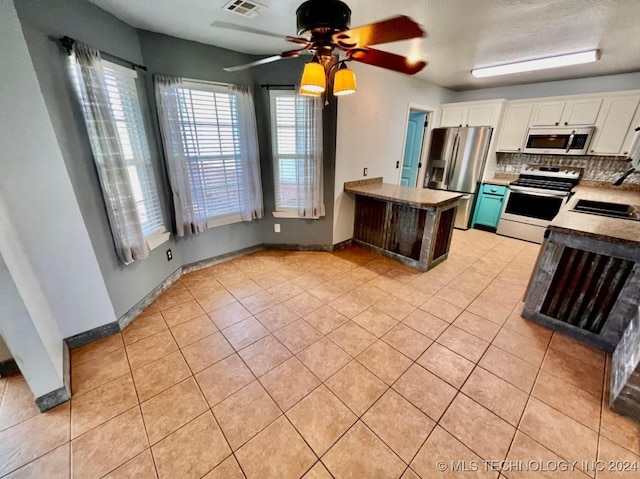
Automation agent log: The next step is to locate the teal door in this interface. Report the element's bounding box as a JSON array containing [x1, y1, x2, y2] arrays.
[[401, 111, 427, 186]]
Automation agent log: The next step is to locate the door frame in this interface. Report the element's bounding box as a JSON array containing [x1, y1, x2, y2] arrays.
[[397, 103, 437, 187]]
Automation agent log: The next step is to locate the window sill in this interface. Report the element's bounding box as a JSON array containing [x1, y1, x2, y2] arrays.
[[272, 211, 320, 220], [207, 213, 243, 228], [146, 230, 171, 250]]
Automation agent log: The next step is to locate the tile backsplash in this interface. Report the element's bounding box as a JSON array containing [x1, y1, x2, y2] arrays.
[[496, 153, 639, 185]]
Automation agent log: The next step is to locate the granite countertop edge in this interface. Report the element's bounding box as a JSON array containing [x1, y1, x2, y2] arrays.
[[549, 186, 640, 246], [344, 178, 463, 208]]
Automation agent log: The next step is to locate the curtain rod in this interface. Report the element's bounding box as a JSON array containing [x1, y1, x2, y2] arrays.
[[59, 36, 147, 71], [260, 84, 295, 89]]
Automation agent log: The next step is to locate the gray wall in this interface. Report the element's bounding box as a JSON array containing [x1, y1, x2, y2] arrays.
[[0, 336, 11, 363], [453, 72, 640, 102], [137, 31, 265, 266], [0, 254, 64, 397], [4, 0, 116, 338], [14, 0, 182, 320], [13, 0, 338, 323], [252, 57, 338, 246]]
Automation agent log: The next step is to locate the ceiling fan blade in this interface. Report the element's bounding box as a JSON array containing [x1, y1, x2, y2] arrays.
[[223, 44, 310, 72], [333, 15, 425, 49], [286, 36, 312, 46], [211, 21, 285, 39], [211, 21, 309, 45], [347, 48, 427, 75], [280, 45, 310, 58], [223, 55, 284, 72]]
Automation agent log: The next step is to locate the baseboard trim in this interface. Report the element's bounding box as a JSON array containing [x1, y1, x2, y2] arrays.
[[332, 238, 353, 251], [182, 244, 266, 274], [35, 384, 70, 412], [118, 267, 182, 331], [62, 340, 71, 399], [65, 321, 120, 350], [64, 240, 355, 351], [266, 240, 352, 252], [0, 358, 19, 377]]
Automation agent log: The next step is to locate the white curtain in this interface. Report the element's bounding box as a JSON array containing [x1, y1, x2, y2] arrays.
[[296, 95, 325, 218], [154, 75, 206, 236], [155, 77, 263, 236], [72, 41, 149, 265], [230, 84, 264, 221]]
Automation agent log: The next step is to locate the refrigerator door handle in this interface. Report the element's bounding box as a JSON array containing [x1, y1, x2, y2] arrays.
[[445, 132, 461, 187]]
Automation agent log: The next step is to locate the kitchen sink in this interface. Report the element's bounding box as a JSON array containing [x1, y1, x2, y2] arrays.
[[571, 199, 640, 221]]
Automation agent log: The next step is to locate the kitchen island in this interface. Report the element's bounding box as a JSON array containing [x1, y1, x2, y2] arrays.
[[345, 178, 462, 271], [523, 186, 640, 352]]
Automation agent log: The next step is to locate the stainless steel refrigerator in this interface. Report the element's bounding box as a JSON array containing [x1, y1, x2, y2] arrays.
[[423, 126, 493, 229]]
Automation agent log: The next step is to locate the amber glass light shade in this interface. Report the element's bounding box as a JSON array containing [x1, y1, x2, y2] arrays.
[[333, 65, 357, 96], [299, 85, 322, 97], [299, 61, 326, 94]]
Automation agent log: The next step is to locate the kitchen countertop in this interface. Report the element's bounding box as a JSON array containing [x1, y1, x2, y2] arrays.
[[549, 186, 640, 246], [483, 176, 515, 186], [344, 178, 462, 208]]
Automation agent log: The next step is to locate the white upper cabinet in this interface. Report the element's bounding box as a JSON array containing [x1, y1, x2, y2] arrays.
[[590, 95, 640, 156], [560, 98, 602, 126], [496, 103, 534, 152], [466, 104, 501, 127], [439, 101, 503, 128], [530, 101, 566, 126], [530, 98, 601, 127], [621, 106, 640, 157], [440, 106, 467, 127]]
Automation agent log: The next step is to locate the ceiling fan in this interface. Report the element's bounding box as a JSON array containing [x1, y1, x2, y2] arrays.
[[219, 0, 427, 97]]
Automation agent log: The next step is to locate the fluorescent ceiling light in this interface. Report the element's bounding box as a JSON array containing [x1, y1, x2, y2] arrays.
[[471, 50, 599, 78]]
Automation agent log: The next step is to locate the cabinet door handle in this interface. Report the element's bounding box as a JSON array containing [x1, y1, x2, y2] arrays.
[[564, 121, 568, 125], [555, 122, 559, 125]]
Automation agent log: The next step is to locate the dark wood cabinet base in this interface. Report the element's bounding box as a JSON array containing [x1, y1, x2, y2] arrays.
[[523, 229, 640, 352], [352, 195, 458, 271]]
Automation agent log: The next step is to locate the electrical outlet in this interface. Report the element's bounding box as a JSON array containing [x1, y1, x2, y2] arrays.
[[363, 168, 368, 176], [274, 223, 281, 233], [166, 249, 173, 261]]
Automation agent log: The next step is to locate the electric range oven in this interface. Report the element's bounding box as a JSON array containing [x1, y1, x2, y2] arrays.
[[497, 165, 582, 243]]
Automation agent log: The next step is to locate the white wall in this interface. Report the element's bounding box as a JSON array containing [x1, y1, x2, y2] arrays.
[[454, 72, 640, 102], [333, 63, 455, 244], [0, 337, 11, 363], [0, 0, 116, 339]]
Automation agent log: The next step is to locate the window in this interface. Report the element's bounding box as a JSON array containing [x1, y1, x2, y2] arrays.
[[172, 81, 244, 225], [83, 61, 167, 247], [269, 90, 324, 218]]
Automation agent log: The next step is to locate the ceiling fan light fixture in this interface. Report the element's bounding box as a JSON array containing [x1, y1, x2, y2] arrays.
[[471, 50, 600, 78], [299, 86, 323, 97], [333, 63, 357, 96], [300, 60, 326, 94]]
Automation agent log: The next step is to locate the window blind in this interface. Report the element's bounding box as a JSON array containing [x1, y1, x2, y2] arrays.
[[269, 90, 320, 213], [173, 82, 244, 220], [101, 62, 165, 237]]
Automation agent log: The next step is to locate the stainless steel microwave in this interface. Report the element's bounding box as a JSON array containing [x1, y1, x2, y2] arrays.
[[523, 126, 595, 155]]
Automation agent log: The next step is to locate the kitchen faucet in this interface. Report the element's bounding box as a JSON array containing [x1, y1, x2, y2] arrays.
[[613, 127, 640, 186]]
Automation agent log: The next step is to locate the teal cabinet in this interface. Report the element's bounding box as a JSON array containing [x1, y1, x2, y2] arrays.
[[472, 184, 507, 229]]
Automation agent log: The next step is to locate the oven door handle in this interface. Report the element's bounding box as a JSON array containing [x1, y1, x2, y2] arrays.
[[566, 129, 576, 153], [509, 185, 568, 199]]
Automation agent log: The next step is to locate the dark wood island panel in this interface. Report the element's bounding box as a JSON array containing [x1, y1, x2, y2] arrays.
[[523, 186, 640, 352], [345, 178, 461, 271]]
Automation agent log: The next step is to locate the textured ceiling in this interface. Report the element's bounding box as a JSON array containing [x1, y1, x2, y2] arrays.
[[88, 0, 640, 91]]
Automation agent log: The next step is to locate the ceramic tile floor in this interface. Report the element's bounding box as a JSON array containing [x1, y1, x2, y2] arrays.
[[1, 229, 639, 478]]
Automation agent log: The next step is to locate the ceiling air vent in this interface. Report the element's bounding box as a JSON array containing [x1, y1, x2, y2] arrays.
[[222, 0, 266, 18]]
